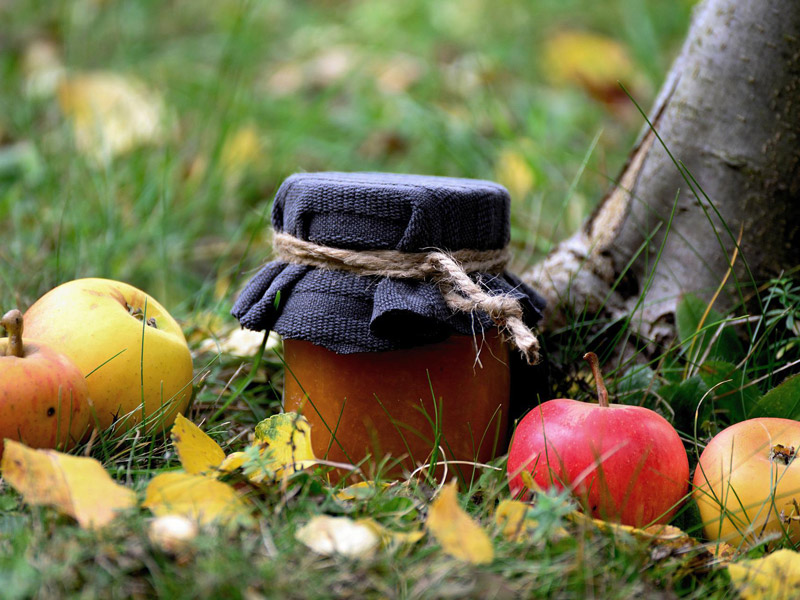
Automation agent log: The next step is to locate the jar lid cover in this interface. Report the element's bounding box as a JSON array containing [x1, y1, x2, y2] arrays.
[[232, 172, 545, 353], [273, 171, 511, 251]]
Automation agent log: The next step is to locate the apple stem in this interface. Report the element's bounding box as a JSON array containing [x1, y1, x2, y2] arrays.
[[1, 309, 25, 358], [583, 352, 609, 408]]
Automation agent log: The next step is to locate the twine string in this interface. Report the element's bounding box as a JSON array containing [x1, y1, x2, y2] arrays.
[[273, 232, 541, 364]]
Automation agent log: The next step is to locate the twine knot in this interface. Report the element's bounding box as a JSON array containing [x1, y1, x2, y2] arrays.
[[273, 232, 541, 364]]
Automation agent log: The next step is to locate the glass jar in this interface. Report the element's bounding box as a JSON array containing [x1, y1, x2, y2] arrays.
[[283, 332, 509, 476], [233, 172, 545, 478]]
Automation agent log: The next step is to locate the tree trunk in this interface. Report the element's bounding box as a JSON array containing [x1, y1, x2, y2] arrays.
[[524, 0, 800, 359]]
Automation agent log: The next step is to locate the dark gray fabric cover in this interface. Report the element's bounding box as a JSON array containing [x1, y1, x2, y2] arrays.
[[232, 172, 545, 353]]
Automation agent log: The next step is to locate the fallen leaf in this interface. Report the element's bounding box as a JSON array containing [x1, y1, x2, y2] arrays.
[[306, 46, 356, 89], [728, 549, 800, 600], [58, 71, 167, 163], [639, 523, 690, 540], [493, 499, 563, 542], [374, 54, 424, 94], [22, 39, 65, 99], [171, 414, 226, 476], [220, 125, 262, 179], [542, 30, 637, 104], [569, 512, 686, 542], [1, 440, 135, 529], [442, 52, 493, 96], [495, 499, 530, 540], [251, 412, 318, 478], [295, 515, 380, 558], [426, 481, 493, 564], [335, 481, 391, 501], [495, 148, 535, 201], [519, 469, 543, 495], [218, 451, 250, 475], [358, 130, 409, 161], [359, 518, 425, 550], [217, 414, 318, 484], [264, 62, 304, 97], [144, 471, 251, 527], [570, 512, 735, 571]]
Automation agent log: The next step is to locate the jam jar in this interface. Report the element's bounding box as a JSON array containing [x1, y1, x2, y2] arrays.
[[233, 172, 545, 477]]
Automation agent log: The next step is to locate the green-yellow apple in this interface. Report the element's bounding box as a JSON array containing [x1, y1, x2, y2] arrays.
[[0, 309, 91, 458], [693, 417, 800, 546], [23, 278, 193, 432]]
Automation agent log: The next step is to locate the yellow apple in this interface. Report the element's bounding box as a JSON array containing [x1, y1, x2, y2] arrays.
[[0, 309, 91, 458], [693, 418, 800, 546], [23, 278, 194, 432]]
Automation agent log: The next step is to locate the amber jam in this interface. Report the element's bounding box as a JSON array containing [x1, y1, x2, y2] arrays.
[[283, 331, 510, 477]]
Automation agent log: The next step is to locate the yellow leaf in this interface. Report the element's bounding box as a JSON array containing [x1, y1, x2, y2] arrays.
[[542, 31, 636, 103], [728, 550, 800, 600], [295, 515, 380, 558], [335, 481, 391, 501], [519, 469, 544, 495], [495, 149, 535, 201], [426, 481, 494, 564], [495, 499, 531, 540], [570, 512, 735, 570], [1, 440, 135, 529], [495, 499, 569, 542], [22, 39, 65, 99], [216, 413, 319, 484], [638, 523, 689, 541], [359, 517, 425, 550], [374, 54, 424, 94], [170, 414, 226, 476], [250, 412, 318, 479], [569, 513, 688, 542], [144, 472, 251, 527], [58, 72, 167, 163], [218, 451, 249, 474], [220, 125, 262, 178]]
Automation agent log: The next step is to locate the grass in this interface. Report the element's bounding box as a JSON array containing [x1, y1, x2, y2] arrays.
[[3, 0, 800, 597]]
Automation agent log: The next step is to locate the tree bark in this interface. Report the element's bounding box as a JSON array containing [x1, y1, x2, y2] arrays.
[[524, 0, 800, 358]]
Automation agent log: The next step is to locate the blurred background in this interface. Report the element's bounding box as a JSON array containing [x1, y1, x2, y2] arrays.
[[0, 0, 695, 319]]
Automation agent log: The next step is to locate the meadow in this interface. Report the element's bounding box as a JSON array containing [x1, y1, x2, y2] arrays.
[[4, 0, 792, 597]]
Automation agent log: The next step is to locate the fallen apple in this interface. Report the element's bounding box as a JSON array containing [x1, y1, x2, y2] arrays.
[[23, 278, 193, 432], [693, 417, 800, 546], [0, 309, 91, 458], [507, 352, 689, 527]]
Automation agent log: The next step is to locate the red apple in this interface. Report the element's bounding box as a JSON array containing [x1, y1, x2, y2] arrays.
[[507, 353, 689, 527], [0, 309, 91, 459], [693, 418, 800, 546]]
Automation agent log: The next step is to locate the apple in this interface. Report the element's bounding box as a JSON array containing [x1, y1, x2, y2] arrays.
[[23, 278, 193, 432], [693, 418, 800, 546], [507, 352, 689, 527], [0, 309, 91, 458]]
